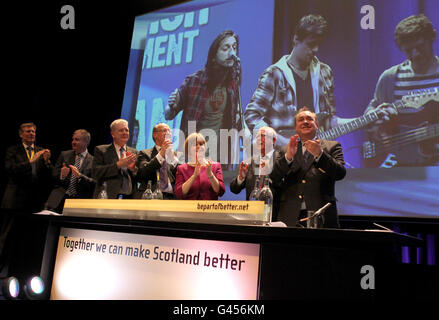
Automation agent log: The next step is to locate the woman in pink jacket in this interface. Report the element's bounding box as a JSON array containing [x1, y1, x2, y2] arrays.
[[175, 133, 225, 200]]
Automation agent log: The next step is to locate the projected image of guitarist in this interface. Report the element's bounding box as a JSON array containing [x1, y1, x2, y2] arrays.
[[165, 30, 247, 167], [244, 14, 392, 147], [363, 14, 439, 168]]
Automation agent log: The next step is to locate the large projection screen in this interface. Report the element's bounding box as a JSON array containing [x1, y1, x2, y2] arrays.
[[121, 0, 439, 219]]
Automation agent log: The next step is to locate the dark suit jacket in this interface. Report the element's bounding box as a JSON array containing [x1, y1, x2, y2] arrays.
[[271, 140, 346, 228], [1, 144, 53, 212], [92, 144, 139, 199], [136, 146, 180, 199], [229, 151, 281, 220], [46, 150, 96, 210]]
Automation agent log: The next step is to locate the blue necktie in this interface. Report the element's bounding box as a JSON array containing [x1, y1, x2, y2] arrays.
[[302, 150, 313, 170], [120, 147, 132, 194], [159, 161, 169, 190], [27, 146, 37, 177], [26, 146, 33, 160]]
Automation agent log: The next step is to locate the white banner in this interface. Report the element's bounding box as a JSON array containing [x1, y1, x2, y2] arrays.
[[50, 228, 260, 300]]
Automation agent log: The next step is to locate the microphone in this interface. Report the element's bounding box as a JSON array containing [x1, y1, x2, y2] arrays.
[[314, 202, 331, 217], [299, 202, 331, 222], [229, 53, 241, 84], [371, 223, 394, 232], [229, 53, 240, 62]]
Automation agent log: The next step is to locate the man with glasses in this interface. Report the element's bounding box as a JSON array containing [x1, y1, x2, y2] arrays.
[[136, 123, 181, 199]]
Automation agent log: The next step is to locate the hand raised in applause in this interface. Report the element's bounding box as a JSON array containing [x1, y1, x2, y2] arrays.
[[193, 161, 201, 179], [238, 161, 249, 180], [43, 149, 51, 163], [303, 139, 323, 158], [159, 139, 172, 158], [286, 135, 299, 161], [205, 159, 214, 178], [30, 149, 51, 164], [60, 163, 71, 179], [117, 152, 137, 170], [69, 165, 81, 178]]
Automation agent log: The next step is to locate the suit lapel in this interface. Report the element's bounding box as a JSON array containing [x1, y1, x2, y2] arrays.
[[151, 147, 158, 159], [67, 150, 76, 166], [80, 153, 91, 174], [108, 144, 119, 162], [295, 141, 304, 165], [320, 140, 328, 154], [19, 145, 30, 163]]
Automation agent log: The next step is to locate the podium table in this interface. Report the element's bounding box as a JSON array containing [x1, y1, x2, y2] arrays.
[[35, 200, 423, 300]]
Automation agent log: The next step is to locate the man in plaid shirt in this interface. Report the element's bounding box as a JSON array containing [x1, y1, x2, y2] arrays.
[[245, 15, 338, 146], [165, 30, 246, 164]]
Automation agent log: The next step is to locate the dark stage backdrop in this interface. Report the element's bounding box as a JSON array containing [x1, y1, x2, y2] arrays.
[[1, 0, 183, 200]]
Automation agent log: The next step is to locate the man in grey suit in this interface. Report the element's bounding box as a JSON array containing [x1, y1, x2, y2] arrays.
[[45, 129, 96, 213], [271, 107, 346, 228], [230, 126, 281, 218], [92, 119, 139, 199], [136, 123, 181, 199]]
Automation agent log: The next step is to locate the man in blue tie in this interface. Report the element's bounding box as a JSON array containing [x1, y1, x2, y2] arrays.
[[1, 122, 53, 278], [1, 122, 53, 212], [45, 129, 96, 213], [136, 123, 181, 199], [92, 119, 139, 199], [271, 107, 346, 228]]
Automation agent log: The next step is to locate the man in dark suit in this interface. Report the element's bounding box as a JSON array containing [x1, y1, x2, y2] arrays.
[[0, 122, 53, 277], [92, 119, 138, 199], [230, 126, 281, 218], [45, 129, 96, 213], [136, 123, 181, 199], [271, 107, 346, 228], [1, 122, 53, 212]]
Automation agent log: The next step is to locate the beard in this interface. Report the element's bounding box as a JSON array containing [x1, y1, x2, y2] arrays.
[[206, 62, 240, 92]]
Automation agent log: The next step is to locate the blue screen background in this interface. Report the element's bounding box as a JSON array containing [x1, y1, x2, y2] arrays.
[[121, 0, 439, 219]]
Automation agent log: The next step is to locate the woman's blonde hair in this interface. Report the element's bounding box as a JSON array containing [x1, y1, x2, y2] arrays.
[[184, 132, 206, 158]]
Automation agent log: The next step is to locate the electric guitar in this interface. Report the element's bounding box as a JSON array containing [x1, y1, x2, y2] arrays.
[[362, 88, 439, 167], [363, 122, 439, 167], [277, 88, 439, 141]]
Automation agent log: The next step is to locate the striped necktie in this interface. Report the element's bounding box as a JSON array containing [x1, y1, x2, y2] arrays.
[[66, 154, 82, 196]]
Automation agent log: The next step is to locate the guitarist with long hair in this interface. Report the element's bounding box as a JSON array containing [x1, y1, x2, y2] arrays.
[[165, 30, 246, 166]]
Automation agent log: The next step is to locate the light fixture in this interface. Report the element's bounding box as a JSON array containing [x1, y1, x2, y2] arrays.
[[1, 276, 20, 299], [23, 276, 45, 300]]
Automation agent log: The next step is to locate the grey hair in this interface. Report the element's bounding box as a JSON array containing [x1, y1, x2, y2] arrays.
[[110, 119, 129, 132], [258, 126, 277, 140], [74, 129, 91, 146]]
